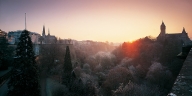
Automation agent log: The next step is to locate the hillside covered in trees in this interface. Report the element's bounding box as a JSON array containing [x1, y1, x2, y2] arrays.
[[0, 29, 186, 96], [36, 36, 184, 96]]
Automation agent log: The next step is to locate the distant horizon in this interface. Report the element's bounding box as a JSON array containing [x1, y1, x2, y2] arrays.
[[3, 24, 191, 43], [1, 0, 192, 42]]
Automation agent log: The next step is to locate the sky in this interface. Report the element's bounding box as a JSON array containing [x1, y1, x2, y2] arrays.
[[0, 0, 192, 43]]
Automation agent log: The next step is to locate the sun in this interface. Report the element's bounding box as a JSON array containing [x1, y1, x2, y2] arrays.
[[128, 39, 133, 43]]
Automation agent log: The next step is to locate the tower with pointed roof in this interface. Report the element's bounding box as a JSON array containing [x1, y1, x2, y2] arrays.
[[160, 21, 166, 35], [182, 27, 186, 34], [48, 28, 50, 36], [42, 25, 45, 37], [157, 21, 166, 40]]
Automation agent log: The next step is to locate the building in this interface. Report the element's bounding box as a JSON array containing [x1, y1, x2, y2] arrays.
[[157, 21, 191, 46], [7, 30, 40, 55], [7, 30, 41, 44], [0, 29, 7, 44], [39, 25, 57, 44]]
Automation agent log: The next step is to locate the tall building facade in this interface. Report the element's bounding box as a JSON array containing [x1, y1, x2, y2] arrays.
[[7, 30, 40, 44], [7, 30, 40, 55]]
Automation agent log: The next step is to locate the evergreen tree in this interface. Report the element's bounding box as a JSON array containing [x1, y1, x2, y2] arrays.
[[62, 46, 72, 87], [7, 30, 40, 96], [0, 31, 8, 70], [0, 30, 13, 70]]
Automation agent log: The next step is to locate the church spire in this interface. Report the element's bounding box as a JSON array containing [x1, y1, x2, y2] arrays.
[[182, 27, 186, 33], [161, 20, 165, 26], [48, 28, 50, 36], [42, 25, 45, 36]]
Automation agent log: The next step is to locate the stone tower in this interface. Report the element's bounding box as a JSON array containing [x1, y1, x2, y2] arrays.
[[160, 21, 166, 36], [181, 27, 191, 45], [157, 21, 166, 41]]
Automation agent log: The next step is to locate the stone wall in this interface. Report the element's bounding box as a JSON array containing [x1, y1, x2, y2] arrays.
[[169, 47, 192, 95]]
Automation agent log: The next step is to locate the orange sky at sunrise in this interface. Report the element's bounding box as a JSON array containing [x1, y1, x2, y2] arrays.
[[0, 0, 192, 43]]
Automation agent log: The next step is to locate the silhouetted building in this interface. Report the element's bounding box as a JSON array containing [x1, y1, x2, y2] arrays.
[[157, 21, 191, 45], [39, 25, 57, 44]]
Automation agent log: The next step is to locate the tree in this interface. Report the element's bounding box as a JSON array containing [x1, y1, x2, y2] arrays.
[[7, 30, 40, 96], [145, 62, 173, 95], [0, 30, 14, 70], [38, 44, 63, 75], [62, 46, 73, 87], [0, 32, 8, 70], [103, 67, 133, 95]]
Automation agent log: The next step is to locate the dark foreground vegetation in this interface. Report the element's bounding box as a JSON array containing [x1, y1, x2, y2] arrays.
[[0, 30, 185, 96]]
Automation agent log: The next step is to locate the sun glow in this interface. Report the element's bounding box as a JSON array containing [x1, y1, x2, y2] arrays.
[[0, 0, 192, 43], [128, 40, 134, 43]]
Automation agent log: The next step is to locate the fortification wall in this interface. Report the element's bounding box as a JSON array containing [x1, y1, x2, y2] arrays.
[[169, 47, 192, 95]]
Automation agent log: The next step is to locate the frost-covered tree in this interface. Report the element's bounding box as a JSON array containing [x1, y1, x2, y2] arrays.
[[62, 46, 72, 87], [7, 30, 40, 96], [146, 62, 173, 92], [103, 67, 133, 95]]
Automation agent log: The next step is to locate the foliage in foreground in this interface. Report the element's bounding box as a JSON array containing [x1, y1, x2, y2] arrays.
[[7, 30, 40, 96]]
